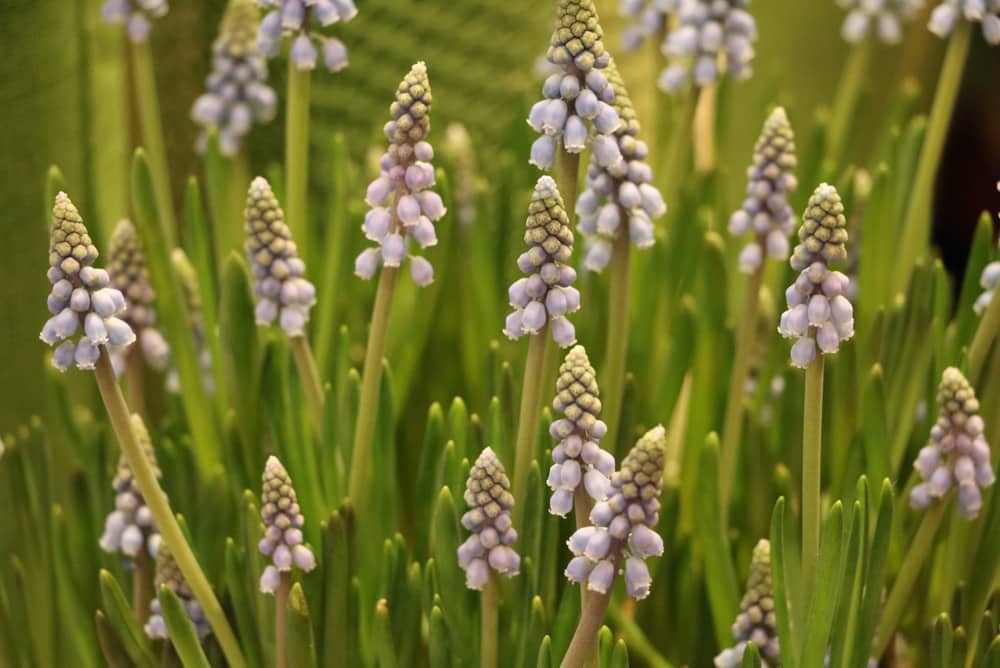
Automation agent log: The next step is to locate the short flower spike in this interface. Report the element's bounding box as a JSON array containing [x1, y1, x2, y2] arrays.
[[258, 456, 316, 593], [458, 447, 521, 590], [100, 414, 162, 559], [145, 541, 211, 639], [714, 540, 780, 667], [659, 0, 757, 93], [929, 0, 1000, 45], [619, 0, 676, 51], [838, 0, 923, 44], [256, 0, 357, 71], [974, 261, 1000, 315], [101, 0, 168, 42]]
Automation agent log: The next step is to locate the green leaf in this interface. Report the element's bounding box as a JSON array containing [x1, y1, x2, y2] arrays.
[[740, 641, 761, 668], [850, 480, 894, 668], [98, 570, 157, 668], [322, 506, 355, 668], [431, 486, 473, 665], [314, 132, 351, 374], [599, 625, 613, 667], [536, 636, 553, 668], [769, 497, 797, 668], [609, 638, 630, 668], [800, 502, 845, 667], [157, 585, 211, 668], [95, 610, 133, 668], [371, 599, 400, 668], [952, 212, 996, 358], [223, 539, 262, 668], [931, 613, 953, 668], [985, 636, 1000, 668], [428, 605, 450, 668], [286, 583, 316, 668]]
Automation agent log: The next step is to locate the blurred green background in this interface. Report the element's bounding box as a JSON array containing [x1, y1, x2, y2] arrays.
[[1, 0, 997, 429]]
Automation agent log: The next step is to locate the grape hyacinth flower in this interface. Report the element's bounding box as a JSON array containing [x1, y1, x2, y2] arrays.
[[457, 448, 522, 589], [244, 177, 317, 336], [258, 456, 316, 593], [101, 0, 167, 42], [528, 0, 623, 170], [728, 107, 798, 274], [145, 542, 211, 639], [100, 414, 162, 559], [40, 193, 136, 372], [547, 346, 615, 516], [619, 0, 675, 51], [503, 176, 581, 347], [837, 0, 924, 44], [659, 0, 758, 93], [910, 367, 995, 520], [974, 261, 1000, 315], [565, 425, 666, 599], [355, 62, 445, 287], [256, 0, 357, 71], [577, 62, 666, 271], [192, 0, 277, 156], [929, 0, 1000, 45], [777, 184, 854, 368], [714, 539, 780, 667]]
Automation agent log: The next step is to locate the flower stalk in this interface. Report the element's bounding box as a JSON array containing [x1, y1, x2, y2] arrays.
[[275, 573, 291, 668], [826, 40, 872, 167], [290, 334, 325, 433], [800, 354, 824, 596], [285, 62, 311, 249], [513, 327, 550, 518], [481, 574, 499, 668], [602, 219, 631, 452]]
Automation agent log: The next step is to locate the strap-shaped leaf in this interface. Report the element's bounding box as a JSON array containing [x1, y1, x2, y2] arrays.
[[158, 585, 210, 668]]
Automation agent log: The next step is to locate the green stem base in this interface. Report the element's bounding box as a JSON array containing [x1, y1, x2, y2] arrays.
[[512, 329, 550, 526], [801, 355, 825, 599]]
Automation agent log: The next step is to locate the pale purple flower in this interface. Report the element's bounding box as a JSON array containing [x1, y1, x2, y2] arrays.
[[837, 0, 924, 44], [145, 542, 210, 640], [974, 261, 1000, 315], [101, 0, 167, 42], [928, 0, 1000, 45], [458, 448, 521, 590], [659, 0, 757, 93], [256, 0, 357, 71], [100, 415, 162, 560], [714, 540, 780, 667], [619, 0, 677, 51], [258, 456, 316, 593]]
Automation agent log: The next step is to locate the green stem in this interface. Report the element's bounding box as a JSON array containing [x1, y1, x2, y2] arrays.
[[560, 584, 613, 668], [572, 486, 598, 668], [125, 345, 147, 419], [968, 283, 1000, 387], [801, 354, 825, 599], [133, 547, 152, 626], [285, 62, 311, 254], [512, 329, 550, 526], [894, 22, 971, 296], [693, 84, 718, 175], [275, 573, 290, 668], [480, 574, 499, 668], [826, 40, 872, 167], [558, 151, 580, 222], [602, 226, 631, 454], [290, 335, 325, 435], [94, 351, 246, 668]]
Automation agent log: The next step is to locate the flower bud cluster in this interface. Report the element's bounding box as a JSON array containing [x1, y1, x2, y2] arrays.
[[244, 177, 316, 336], [929, 0, 1000, 45], [911, 367, 995, 520], [728, 107, 798, 274], [547, 346, 615, 516], [659, 0, 757, 93], [619, 0, 676, 51], [101, 0, 167, 42], [837, 0, 924, 44], [355, 63, 444, 287], [504, 176, 581, 348], [100, 414, 162, 559], [974, 261, 1000, 315], [41, 193, 136, 372], [256, 0, 356, 71], [528, 0, 623, 170], [458, 448, 521, 590], [577, 63, 666, 271], [192, 0, 277, 157], [778, 184, 854, 368], [258, 456, 317, 593], [565, 426, 666, 600], [714, 540, 780, 667], [145, 542, 211, 639]]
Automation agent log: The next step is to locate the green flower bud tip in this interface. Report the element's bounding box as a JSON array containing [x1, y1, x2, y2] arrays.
[[790, 183, 848, 271], [715, 539, 780, 667], [458, 447, 521, 589], [548, 0, 609, 73], [100, 414, 162, 559], [145, 541, 211, 640]]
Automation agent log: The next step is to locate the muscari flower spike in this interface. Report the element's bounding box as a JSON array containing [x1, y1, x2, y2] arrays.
[[837, 0, 924, 44], [458, 448, 521, 590], [777, 183, 854, 369], [729, 107, 798, 274], [577, 61, 666, 271], [258, 456, 316, 593], [528, 0, 624, 170], [619, 0, 676, 51], [192, 0, 277, 157], [101, 0, 167, 42], [974, 261, 1000, 315], [911, 367, 995, 520], [714, 539, 780, 667], [659, 0, 757, 93], [256, 0, 356, 71], [355, 62, 445, 287], [504, 176, 581, 348], [100, 414, 162, 559], [547, 345, 615, 516], [145, 542, 211, 639], [40, 193, 136, 372], [244, 177, 317, 336], [565, 425, 666, 600], [929, 0, 1000, 45]]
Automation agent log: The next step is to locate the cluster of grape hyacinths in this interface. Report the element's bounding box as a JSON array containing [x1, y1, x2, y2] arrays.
[[837, 0, 923, 44], [714, 539, 780, 667], [244, 177, 317, 336], [258, 456, 316, 593], [503, 176, 581, 347], [256, 0, 356, 71], [565, 425, 666, 599], [577, 62, 666, 271], [191, 0, 277, 156], [528, 0, 623, 170], [910, 367, 995, 520], [458, 448, 521, 590], [144, 543, 210, 639], [547, 346, 615, 516], [40, 193, 136, 372], [728, 107, 798, 274], [777, 184, 854, 368], [355, 62, 444, 287], [101, 0, 167, 42], [974, 261, 1000, 314], [619, 0, 675, 51], [929, 0, 1000, 44], [659, 0, 757, 92], [100, 414, 162, 559]]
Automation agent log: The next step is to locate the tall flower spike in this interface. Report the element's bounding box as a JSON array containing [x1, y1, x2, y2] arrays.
[[565, 426, 666, 600], [911, 367, 995, 519], [528, 0, 622, 170], [929, 0, 1000, 45], [256, 0, 357, 71], [777, 184, 854, 368], [355, 62, 445, 287], [659, 0, 757, 93], [258, 456, 316, 593], [458, 448, 521, 590], [244, 177, 317, 336], [504, 176, 581, 347], [974, 261, 1000, 315], [101, 0, 168, 42], [40, 193, 136, 372], [728, 107, 798, 274], [577, 61, 666, 271], [547, 346, 615, 516], [145, 542, 211, 639], [619, 0, 676, 51], [100, 414, 162, 559], [192, 0, 277, 156], [837, 0, 924, 44], [714, 540, 780, 667]]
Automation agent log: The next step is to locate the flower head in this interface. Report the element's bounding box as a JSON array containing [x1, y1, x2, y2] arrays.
[[974, 261, 1000, 315], [258, 456, 316, 593], [910, 367, 995, 519], [838, 0, 924, 44], [40, 193, 135, 372], [101, 0, 168, 42], [144, 542, 211, 639], [659, 0, 757, 93], [729, 107, 798, 274], [619, 0, 676, 51], [100, 414, 162, 559], [714, 539, 780, 667], [458, 448, 521, 589], [256, 0, 356, 71], [504, 176, 580, 347], [929, 0, 1000, 45]]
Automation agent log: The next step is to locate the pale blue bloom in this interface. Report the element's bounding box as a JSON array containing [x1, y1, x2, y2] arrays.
[[458, 448, 521, 590]]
